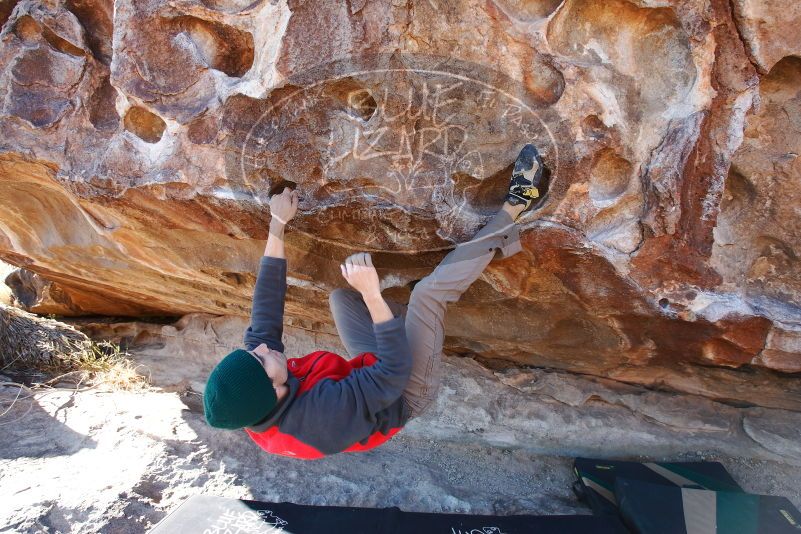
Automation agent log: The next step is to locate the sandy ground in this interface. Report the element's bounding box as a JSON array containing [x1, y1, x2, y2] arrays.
[[0, 386, 589, 533], [2, 314, 801, 532], [2, 384, 801, 534]]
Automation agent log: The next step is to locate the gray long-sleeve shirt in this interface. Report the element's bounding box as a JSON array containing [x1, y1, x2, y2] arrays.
[[245, 256, 412, 456]]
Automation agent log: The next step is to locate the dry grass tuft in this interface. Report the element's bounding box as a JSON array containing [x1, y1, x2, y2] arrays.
[[0, 304, 148, 391]]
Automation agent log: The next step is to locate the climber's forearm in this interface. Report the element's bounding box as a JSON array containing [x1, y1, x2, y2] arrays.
[[243, 255, 287, 351], [264, 219, 286, 259], [247, 219, 287, 351], [363, 291, 395, 325]]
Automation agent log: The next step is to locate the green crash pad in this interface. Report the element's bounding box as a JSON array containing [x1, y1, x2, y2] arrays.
[[573, 457, 742, 516], [615, 477, 801, 534]]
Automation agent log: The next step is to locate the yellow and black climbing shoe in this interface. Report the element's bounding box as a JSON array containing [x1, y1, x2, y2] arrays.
[[506, 143, 550, 216]]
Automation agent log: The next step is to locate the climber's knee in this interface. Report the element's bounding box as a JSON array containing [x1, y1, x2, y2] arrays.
[[409, 274, 436, 299], [329, 287, 360, 313], [408, 278, 439, 315]]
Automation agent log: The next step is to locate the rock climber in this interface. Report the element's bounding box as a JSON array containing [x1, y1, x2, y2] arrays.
[[202, 144, 550, 459]]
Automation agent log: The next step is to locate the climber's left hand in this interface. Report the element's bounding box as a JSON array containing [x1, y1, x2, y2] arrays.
[[269, 187, 298, 226]]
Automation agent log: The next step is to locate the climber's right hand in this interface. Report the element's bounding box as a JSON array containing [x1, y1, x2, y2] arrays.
[[341, 253, 380, 298]]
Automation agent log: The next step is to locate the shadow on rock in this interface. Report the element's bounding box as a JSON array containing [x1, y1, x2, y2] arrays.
[[0, 387, 96, 459]]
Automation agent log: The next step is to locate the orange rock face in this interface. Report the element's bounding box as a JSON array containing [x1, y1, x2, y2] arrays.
[[0, 0, 799, 400]]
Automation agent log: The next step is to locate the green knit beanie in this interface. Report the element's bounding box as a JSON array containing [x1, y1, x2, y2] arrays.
[[204, 349, 278, 429]]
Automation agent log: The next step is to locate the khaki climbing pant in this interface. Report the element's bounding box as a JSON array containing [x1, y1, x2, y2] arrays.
[[329, 210, 523, 419]]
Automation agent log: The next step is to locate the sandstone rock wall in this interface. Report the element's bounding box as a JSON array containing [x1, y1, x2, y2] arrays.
[[0, 0, 799, 401]]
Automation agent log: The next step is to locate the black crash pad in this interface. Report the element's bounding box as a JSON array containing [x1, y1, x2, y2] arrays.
[[148, 494, 629, 534]]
